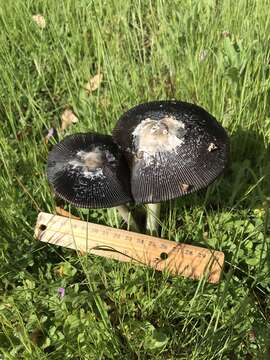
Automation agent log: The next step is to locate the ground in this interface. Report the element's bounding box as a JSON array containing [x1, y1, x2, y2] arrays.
[[0, 0, 270, 359]]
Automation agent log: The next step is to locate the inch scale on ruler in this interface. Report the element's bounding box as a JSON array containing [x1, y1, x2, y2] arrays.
[[35, 212, 224, 283]]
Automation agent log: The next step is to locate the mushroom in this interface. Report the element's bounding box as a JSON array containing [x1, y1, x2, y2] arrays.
[[47, 132, 139, 231], [113, 100, 229, 234]]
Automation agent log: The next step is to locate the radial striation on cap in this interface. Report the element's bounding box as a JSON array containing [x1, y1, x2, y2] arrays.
[[47, 133, 132, 208], [113, 100, 229, 204]]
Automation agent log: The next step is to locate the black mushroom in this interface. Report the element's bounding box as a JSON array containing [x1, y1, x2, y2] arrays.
[[113, 100, 229, 234], [47, 132, 139, 231]]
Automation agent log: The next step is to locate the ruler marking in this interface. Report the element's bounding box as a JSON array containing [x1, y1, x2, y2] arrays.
[[40, 229, 153, 264], [40, 225, 211, 260], [35, 212, 224, 283]]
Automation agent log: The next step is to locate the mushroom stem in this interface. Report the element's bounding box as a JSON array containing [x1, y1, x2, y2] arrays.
[[115, 205, 139, 232], [146, 203, 161, 236]]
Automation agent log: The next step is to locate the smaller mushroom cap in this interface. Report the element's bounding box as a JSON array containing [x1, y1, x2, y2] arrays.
[[47, 133, 132, 208], [113, 101, 229, 204]]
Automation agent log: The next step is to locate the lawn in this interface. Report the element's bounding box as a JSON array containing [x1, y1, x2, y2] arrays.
[[0, 0, 270, 359]]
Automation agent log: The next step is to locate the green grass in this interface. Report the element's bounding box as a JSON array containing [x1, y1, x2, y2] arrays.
[[1, 0, 270, 358]]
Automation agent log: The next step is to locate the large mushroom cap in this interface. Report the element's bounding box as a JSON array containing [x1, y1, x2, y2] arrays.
[[113, 100, 229, 204], [47, 133, 132, 208]]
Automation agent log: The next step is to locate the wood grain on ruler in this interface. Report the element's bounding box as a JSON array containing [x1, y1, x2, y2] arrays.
[[35, 212, 224, 283]]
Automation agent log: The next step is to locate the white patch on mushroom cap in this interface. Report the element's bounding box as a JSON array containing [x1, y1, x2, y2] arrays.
[[69, 147, 106, 179], [132, 116, 185, 165], [104, 150, 117, 166]]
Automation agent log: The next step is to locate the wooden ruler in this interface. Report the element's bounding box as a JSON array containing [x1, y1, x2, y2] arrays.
[[35, 212, 224, 283]]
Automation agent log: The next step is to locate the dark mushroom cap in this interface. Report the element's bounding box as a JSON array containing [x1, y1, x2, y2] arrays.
[[47, 133, 132, 208], [113, 100, 229, 204]]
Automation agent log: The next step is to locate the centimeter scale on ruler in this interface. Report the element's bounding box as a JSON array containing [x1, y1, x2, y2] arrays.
[[35, 212, 224, 284]]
